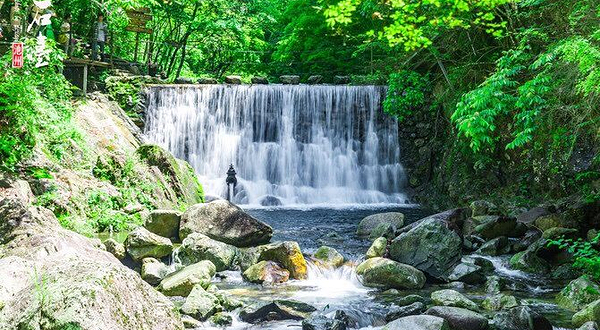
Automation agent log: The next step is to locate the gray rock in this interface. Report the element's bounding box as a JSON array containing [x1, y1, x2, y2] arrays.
[[464, 216, 517, 240], [512, 230, 542, 253], [125, 227, 173, 261], [307, 75, 324, 84], [225, 76, 242, 84], [385, 302, 427, 322], [366, 237, 387, 259], [141, 257, 170, 285], [356, 257, 426, 290], [431, 290, 479, 311], [280, 75, 300, 84], [159, 260, 216, 296], [357, 212, 404, 236], [251, 77, 269, 84], [476, 236, 510, 256], [144, 209, 182, 240], [104, 238, 126, 260], [180, 200, 273, 247], [470, 200, 498, 216], [426, 306, 488, 330], [516, 207, 553, 225], [179, 233, 238, 271], [313, 246, 345, 268], [578, 321, 599, 330], [243, 260, 290, 284], [482, 294, 519, 311], [180, 285, 220, 321], [260, 195, 282, 206], [492, 306, 552, 330], [557, 276, 600, 311], [197, 77, 218, 84], [239, 300, 316, 323], [447, 262, 485, 285], [485, 276, 504, 294], [182, 315, 202, 328], [174, 77, 194, 84], [302, 314, 347, 330], [383, 315, 450, 330], [333, 76, 350, 85]]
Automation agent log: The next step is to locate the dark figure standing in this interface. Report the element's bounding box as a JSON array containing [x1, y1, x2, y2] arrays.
[[226, 164, 237, 201], [92, 14, 107, 61]]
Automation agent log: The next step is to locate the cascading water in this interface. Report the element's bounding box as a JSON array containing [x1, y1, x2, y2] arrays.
[[144, 84, 407, 206]]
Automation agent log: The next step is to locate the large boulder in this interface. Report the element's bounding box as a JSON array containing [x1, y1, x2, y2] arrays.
[[574, 300, 600, 327], [125, 226, 173, 261], [158, 260, 216, 296], [0, 197, 183, 330], [179, 233, 238, 271], [280, 75, 300, 84], [251, 77, 269, 85], [239, 300, 316, 323], [366, 237, 387, 259], [179, 200, 273, 247], [431, 290, 478, 311], [302, 314, 347, 330], [426, 306, 488, 330], [313, 246, 345, 268], [463, 216, 517, 240], [243, 260, 290, 284], [470, 200, 498, 217], [482, 294, 519, 311], [492, 306, 552, 330], [385, 302, 427, 322], [476, 236, 510, 256], [103, 238, 126, 260], [357, 212, 404, 237], [447, 261, 486, 285], [225, 76, 242, 84], [356, 257, 426, 290], [141, 257, 171, 285], [389, 210, 464, 279], [557, 276, 600, 311], [383, 315, 450, 330], [509, 250, 549, 275], [180, 285, 221, 321], [144, 209, 182, 240], [258, 241, 308, 279]]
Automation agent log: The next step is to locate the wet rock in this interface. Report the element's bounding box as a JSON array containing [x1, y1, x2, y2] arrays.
[[243, 260, 290, 284], [302, 314, 347, 330], [426, 306, 488, 330], [385, 302, 427, 322], [141, 257, 170, 285], [280, 75, 300, 84], [389, 211, 463, 279], [307, 75, 324, 84], [225, 76, 242, 84], [260, 195, 282, 206], [512, 230, 542, 253], [182, 315, 202, 328], [180, 200, 273, 247], [557, 276, 600, 311], [159, 260, 216, 296], [370, 222, 398, 240], [492, 306, 552, 330], [542, 227, 578, 239], [357, 212, 404, 237], [251, 77, 269, 85], [144, 209, 182, 240], [314, 246, 345, 268], [447, 261, 486, 285], [197, 77, 218, 84], [578, 321, 599, 330], [366, 237, 387, 259], [575, 300, 600, 327], [237, 245, 269, 271], [431, 290, 478, 311], [356, 257, 426, 290], [551, 263, 580, 280], [104, 238, 126, 260], [333, 76, 350, 85], [210, 312, 233, 326], [517, 206, 553, 225], [204, 194, 223, 202], [175, 77, 195, 84], [258, 241, 308, 279], [239, 300, 317, 323], [464, 216, 517, 240], [535, 213, 565, 231], [179, 233, 238, 271], [210, 287, 244, 311], [383, 315, 450, 330], [509, 250, 549, 275], [476, 236, 510, 256], [485, 276, 504, 294], [394, 294, 427, 306], [482, 294, 519, 311], [125, 227, 173, 261], [470, 200, 498, 217], [180, 285, 221, 321]]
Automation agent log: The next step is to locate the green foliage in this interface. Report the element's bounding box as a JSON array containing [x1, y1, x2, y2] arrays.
[[383, 70, 429, 122], [549, 234, 600, 281]]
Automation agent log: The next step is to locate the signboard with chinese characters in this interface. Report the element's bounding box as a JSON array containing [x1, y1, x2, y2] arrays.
[[126, 8, 152, 34], [12, 42, 23, 68]]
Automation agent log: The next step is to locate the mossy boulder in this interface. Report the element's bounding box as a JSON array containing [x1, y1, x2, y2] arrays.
[[573, 300, 600, 327], [557, 276, 600, 311], [144, 209, 182, 240], [179, 233, 238, 271], [509, 250, 549, 275], [383, 315, 450, 330], [493, 306, 552, 330], [357, 212, 404, 237], [470, 200, 498, 217], [210, 312, 233, 326], [125, 227, 173, 261], [425, 306, 488, 330], [158, 260, 216, 296], [180, 285, 221, 321], [243, 261, 290, 284], [313, 246, 345, 268], [103, 238, 126, 260], [141, 257, 170, 285], [136, 144, 204, 205], [366, 237, 387, 259], [239, 300, 316, 323], [430, 290, 478, 311], [464, 216, 517, 240], [356, 257, 426, 290], [482, 294, 519, 311], [475, 236, 510, 256], [258, 241, 308, 279]]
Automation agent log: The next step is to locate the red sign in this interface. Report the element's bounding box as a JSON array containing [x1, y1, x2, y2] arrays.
[[12, 43, 23, 68]]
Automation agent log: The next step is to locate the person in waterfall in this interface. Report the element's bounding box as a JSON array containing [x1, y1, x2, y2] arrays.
[[92, 13, 108, 62]]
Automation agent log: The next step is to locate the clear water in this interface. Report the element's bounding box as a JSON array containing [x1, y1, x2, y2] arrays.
[[144, 85, 408, 206]]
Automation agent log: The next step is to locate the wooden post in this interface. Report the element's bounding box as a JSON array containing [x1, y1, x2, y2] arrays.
[[133, 32, 140, 62], [82, 64, 88, 96]]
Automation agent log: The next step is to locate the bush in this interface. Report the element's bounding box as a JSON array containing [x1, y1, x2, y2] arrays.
[[548, 234, 600, 281]]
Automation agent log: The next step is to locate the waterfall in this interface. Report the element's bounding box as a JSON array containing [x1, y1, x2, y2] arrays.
[[144, 84, 407, 206]]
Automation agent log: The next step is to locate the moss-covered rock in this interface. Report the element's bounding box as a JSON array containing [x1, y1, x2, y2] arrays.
[[557, 276, 600, 311], [482, 294, 519, 311], [383, 315, 450, 330], [313, 246, 345, 268], [357, 212, 404, 237], [158, 260, 216, 296], [210, 312, 233, 326], [573, 300, 600, 327], [103, 238, 126, 260], [366, 237, 387, 259], [430, 290, 478, 311], [356, 257, 426, 290], [144, 209, 182, 240], [179, 233, 238, 271], [125, 226, 173, 261], [509, 250, 550, 275], [239, 300, 316, 323], [258, 241, 307, 279], [243, 260, 290, 284], [180, 285, 221, 321]]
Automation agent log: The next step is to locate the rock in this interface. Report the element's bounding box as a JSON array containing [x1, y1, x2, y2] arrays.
[[578, 321, 599, 330], [394, 294, 427, 306], [431, 290, 479, 311], [0, 197, 183, 330], [225, 76, 242, 84], [389, 211, 463, 279], [476, 236, 510, 256], [251, 76, 269, 84], [141, 257, 170, 285], [370, 222, 397, 240], [243, 260, 290, 284], [470, 200, 498, 216], [366, 237, 387, 259], [557, 276, 600, 311], [307, 75, 324, 84], [426, 306, 488, 330], [237, 245, 269, 271], [485, 276, 504, 294], [302, 314, 347, 330], [542, 227, 579, 239], [239, 300, 317, 323], [482, 294, 519, 311], [383, 315, 450, 330], [144, 209, 182, 240], [512, 230, 542, 253], [179, 233, 238, 271], [492, 306, 552, 330], [125, 227, 173, 261], [210, 312, 233, 326], [464, 216, 517, 240], [174, 77, 194, 84], [356, 257, 426, 290], [357, 212, 404, 236], [182, 315, 202, 328], [280, 75, 300, 84], [574, 300, 600, 327], [104, 238, 126, 260], [260, 195, 282, 206], [447, 261, 485, 285], [509, 250, 549, 275], [333, 76, 350, 85], [385, 302, 427, 322], [258, 241, 308, 279], [197, 77, 218, 84], [314, 246, 345, 268], [517, 206, 553, 225], [159, 260, 216, 296], [180, 200, 273, 247], [535, 213, 564, 231], [552, 263, 580, 280], [180, 285, 221, 321], [136, 144, 204, 205]]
